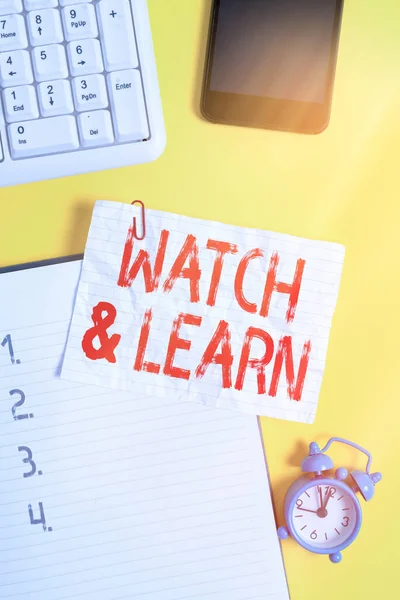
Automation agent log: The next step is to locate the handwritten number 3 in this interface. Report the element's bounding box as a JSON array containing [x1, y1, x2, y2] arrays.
[[18, 446, 37, 478]]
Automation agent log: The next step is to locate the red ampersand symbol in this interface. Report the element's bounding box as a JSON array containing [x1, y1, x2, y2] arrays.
[[82, 302, 121, 363]]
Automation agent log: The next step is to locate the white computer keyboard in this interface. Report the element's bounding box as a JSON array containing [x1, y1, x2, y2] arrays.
[[0, 0, 165, 187]]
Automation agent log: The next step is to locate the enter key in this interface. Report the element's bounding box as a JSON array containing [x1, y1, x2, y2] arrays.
[[107, 69, 149, 143]]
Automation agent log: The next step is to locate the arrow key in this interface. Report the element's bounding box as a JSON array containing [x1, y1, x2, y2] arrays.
[[67, 39, 103, 77], [27, 9, 63, 46], [38, 79, 74, 117], [0, 50, 33, 87]]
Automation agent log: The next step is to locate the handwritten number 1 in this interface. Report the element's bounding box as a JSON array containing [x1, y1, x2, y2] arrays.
[[1, 334, 20, 364]]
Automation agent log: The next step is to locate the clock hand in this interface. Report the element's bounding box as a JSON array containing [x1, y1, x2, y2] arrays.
[[318, 486, 323, 508], [297, 507, 319, 514], [323, 488, 333, 510]]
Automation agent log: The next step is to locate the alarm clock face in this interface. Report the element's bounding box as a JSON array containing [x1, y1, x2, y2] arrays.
[[291, 482, 360, 551]]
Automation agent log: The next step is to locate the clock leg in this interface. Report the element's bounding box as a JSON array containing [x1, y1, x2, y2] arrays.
[[277, 526, 290, 540], [329, 551, 342, 564]]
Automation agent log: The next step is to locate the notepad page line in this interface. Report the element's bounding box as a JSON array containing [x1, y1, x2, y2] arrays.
[[0, 530, 266, 574], [0, 418, 245, 461], [0, 430, 248, 477], [1, 564, 274, 600]]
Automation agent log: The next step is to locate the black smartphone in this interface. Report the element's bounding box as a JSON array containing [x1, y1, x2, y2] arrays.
[[202, 0, 344, 134]]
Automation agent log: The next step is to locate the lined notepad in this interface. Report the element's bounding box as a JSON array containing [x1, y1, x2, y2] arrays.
[[62, 201, 345, 423], [0, 258, 289, 600]]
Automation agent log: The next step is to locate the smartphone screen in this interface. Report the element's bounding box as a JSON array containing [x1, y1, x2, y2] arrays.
[[202, 0, 344, 134]]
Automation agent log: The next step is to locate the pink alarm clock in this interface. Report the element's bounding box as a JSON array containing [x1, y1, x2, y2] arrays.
[[277, 437, 382, 563]]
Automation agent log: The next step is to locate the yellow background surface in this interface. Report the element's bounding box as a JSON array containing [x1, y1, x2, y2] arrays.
[[1, 1, 399, 598]]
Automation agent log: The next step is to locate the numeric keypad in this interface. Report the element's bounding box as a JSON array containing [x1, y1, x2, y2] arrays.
[[0, 0, 150, 158]]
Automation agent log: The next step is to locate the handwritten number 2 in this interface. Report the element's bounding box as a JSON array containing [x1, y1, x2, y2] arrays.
[[18, 446, 37, 478], [9, 389, 32, 420]]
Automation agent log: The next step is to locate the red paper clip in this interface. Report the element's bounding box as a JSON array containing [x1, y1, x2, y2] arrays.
[[131, 200, 146, 240]]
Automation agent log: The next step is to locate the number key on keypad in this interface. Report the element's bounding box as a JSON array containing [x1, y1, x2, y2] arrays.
[[59, 0, 91, 5], [72, 74, 108, 112], [3, 85, 39, 123], [0, 2, 23, 15], [78, 109, 114, 148], [62, 3, 98, 42], [38, 79, 73, 117], [24, 1, 58, 10], [8, 115, 79, 158], [33, 44, 68, 82], [27, 9, 63, 46], [0, 50, 33, 87], [67, 38, 103, 76], [0, 14, 28, 52]]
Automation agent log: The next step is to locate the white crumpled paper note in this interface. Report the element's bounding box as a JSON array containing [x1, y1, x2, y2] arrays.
[[61, 200, 345, 423]]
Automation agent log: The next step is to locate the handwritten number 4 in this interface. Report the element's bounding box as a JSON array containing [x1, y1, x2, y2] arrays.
[[28, 502, 51, 532]]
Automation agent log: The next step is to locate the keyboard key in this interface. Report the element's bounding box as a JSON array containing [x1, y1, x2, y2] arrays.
[[3, 85, 39, 123], [8, 114, 79, 158], [62, 3, 98, 42], [0, 2, 23, 15], [0, 50, 33, 87], [97, 0, 138, 71], [108, 69, 149, 142], [0, 14, 28, 52], [24, 1, 58, 10], [78, 109, 114, 148], [33, 44, 68, 82], [67, 38, 103, 76], [60, 0, 91, 5], [72, 74, 108, 112], [38, 79, 73, 116], [27, 9, 63, 46]]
